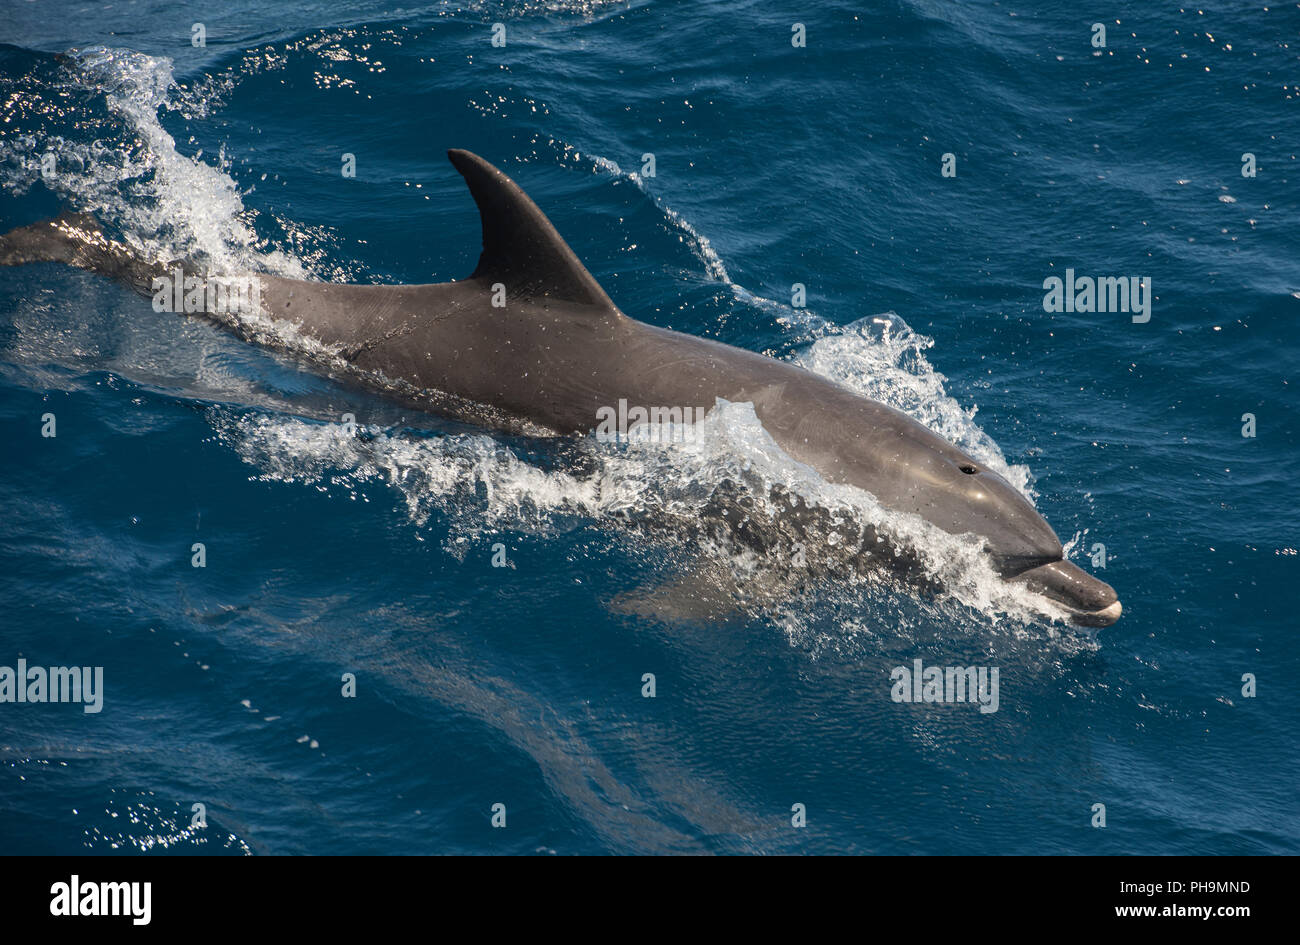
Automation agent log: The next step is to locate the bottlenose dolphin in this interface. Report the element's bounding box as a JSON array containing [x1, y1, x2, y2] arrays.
[[0, 149, 1121, 626]]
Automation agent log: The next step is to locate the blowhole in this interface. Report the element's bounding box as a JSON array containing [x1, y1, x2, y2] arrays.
[[959, 464, 978, 474]]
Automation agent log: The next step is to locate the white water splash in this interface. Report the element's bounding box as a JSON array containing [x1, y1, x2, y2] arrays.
[[0, 47, 311, 279], [214, 398, 1068, 630]]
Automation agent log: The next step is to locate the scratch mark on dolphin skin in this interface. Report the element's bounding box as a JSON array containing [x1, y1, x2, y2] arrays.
[[342, 321, 416, 361]]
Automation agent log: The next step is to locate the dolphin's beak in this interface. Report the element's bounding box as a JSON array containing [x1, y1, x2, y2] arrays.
[[1009, 559, 1122, 627]]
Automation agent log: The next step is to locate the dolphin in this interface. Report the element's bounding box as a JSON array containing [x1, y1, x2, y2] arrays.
[[0, 148, 1121, 626]]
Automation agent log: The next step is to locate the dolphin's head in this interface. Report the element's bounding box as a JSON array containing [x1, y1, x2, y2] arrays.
[[909, 455, 1122, 627]]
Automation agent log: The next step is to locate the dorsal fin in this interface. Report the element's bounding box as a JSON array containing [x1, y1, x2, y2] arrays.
[[447, 149, 617, 311]]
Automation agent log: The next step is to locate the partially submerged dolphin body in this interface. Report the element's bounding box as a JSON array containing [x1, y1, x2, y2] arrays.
[[0, 149, 1121, 626]]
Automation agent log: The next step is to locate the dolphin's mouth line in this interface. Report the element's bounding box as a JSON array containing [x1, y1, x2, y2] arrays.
[[1007, 558, 1122, 627], [1070, 599, 1123, 627]]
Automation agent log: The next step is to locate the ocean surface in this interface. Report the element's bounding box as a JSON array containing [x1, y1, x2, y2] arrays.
[[0, 1, 1296, 855]]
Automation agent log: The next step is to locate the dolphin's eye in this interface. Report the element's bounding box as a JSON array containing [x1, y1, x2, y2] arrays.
[[959, 464, 978, 474]]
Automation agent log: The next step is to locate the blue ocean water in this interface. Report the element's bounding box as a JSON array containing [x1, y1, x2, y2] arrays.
[[0, 0, 1296, 855]]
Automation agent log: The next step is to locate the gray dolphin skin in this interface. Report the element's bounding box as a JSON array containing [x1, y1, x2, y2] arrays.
[[0, 148, 1121, 626]]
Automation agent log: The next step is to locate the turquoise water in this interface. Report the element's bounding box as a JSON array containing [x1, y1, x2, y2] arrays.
[[0, 1, 1297, 854]]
